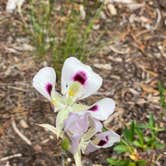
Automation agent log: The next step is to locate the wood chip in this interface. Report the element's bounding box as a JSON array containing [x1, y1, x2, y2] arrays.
[[19, 119, 29, 129], [140, 84, 159, 94], [80, 5, 86, 20], [93, 63, 112, 70], [108, 4, 117, 16]]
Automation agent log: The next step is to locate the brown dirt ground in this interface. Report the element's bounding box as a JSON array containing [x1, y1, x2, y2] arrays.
[[0, 0, 166, 166]]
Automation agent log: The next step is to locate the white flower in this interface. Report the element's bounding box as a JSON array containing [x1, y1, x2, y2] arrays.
[[33, 57, 119, 166], [32, 57, 115, 136]]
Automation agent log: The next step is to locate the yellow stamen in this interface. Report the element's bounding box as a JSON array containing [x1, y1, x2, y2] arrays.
[[68, 89, 75, 97], [51, 98, 57, 106], [68, 82, 82, 97]]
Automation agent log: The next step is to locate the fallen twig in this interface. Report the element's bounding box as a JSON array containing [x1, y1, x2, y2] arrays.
[[109, 45, 129, 54], [0, 153, 22, 162], [12, 119, 32, 146], [153, 8, 162, 30]]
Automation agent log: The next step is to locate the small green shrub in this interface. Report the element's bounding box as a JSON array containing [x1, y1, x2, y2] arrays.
[[107, 158, 147, 166], [107, 114, 165, 166]]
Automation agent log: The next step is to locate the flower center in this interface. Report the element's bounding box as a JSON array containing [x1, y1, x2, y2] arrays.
[[68, 82, 82, 97]]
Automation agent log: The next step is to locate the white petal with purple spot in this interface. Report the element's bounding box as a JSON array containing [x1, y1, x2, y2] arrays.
[[61, 57, 103, 99], [85, 130, 120, 154], [32, 67, 56, 100], [87, 98, 115, 121]]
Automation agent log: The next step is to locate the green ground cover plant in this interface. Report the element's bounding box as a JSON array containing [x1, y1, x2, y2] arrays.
[[107, 114, 165, 166]]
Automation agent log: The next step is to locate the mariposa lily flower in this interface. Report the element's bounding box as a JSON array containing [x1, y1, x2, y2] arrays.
[[33, 57, 119, 166], [64, 112, 120, 165], [32, 57, 103, 136]]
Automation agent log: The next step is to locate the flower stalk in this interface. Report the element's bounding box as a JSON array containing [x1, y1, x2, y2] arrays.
[[74, 150, 82, 166]]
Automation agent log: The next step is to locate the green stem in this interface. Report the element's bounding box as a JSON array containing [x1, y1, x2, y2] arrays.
[[74, 150, 82, 166], [121, 139, 134, 153]]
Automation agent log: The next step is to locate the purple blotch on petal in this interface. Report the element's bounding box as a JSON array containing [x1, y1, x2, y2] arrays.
[[73, 71, 87, 85], [46, 83, 52, 95], [88, 105, 98, 112], [98, 136, 109, 146]]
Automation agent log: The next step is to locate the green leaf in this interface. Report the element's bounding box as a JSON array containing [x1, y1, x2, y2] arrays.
[[149, 114, 155, 129], [136, 123, 147, 129], [107, 158, 147, 166], [128, 162, 136, 166], [107, 158, 130, 166], [137, 160, 147, 166], [113, 144, 130, 153], [123, 121, 135, 142], [144, 136, 151, 142], [133, 140, 142, 148], [61, 137, 70, 151], [154, 142, 165, 149], [135, 127, 144, 146]]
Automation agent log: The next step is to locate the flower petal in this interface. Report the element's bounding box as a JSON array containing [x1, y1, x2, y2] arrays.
[[91, 118, 103, 134], [64, 112, 90, 154], [87, 98, 115, 121], [32, 67, 56, 100], [69, 134, 81, 154], [85, 130, 120, 154], [61, 57, 103, 99], [82, 117, 103, 142], [95, 131, 120, 148], [81, 118, 103, 154], [64, 112, 89, 136]]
